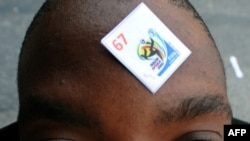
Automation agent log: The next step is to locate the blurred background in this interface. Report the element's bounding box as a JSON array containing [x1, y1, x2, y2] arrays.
[[0, 0, 249, 128]]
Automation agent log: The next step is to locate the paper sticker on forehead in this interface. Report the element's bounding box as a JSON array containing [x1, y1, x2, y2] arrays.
[[101, 3, 191, 94]]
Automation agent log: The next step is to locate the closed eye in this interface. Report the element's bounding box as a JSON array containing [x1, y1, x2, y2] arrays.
[[176, 131, 222, 141]]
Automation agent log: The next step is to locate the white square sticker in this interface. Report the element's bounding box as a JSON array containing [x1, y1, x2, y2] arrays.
[[101, 2, 191, 94]]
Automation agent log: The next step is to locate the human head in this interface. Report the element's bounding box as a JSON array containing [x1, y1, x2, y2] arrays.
[[17, 0, 232, 140]]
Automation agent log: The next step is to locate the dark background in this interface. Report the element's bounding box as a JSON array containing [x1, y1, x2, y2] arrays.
[[0, 0, 249, 128]]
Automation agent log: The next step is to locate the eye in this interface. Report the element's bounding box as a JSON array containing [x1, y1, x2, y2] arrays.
[[176, 131, 222, 141]]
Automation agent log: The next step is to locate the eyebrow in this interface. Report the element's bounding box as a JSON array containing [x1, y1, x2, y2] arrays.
[[19, 95, 100, 129], [156, 95, 232, 124]]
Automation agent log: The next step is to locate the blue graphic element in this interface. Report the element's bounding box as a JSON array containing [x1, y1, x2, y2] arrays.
[[148, 28, 179, 76]]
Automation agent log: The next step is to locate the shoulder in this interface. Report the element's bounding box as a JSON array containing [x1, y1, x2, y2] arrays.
[[0, 121, 20, 140]]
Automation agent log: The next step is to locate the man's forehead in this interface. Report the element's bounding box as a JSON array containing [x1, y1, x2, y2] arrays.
[[20, 1, 227, 99], [18, 0, 227, 107]]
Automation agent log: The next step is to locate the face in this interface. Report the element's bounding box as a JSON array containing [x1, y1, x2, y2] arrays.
[[18, 0, 232, 141]]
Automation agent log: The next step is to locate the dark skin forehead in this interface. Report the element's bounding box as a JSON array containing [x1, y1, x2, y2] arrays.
[[18, 0, 232, 140], [19, 0, 227, 98]]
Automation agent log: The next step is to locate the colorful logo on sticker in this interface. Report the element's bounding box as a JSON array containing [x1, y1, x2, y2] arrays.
[[137, 28, 180, 76]]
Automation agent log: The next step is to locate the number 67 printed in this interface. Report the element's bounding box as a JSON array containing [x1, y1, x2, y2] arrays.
[[112, 33, 127, 51]]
